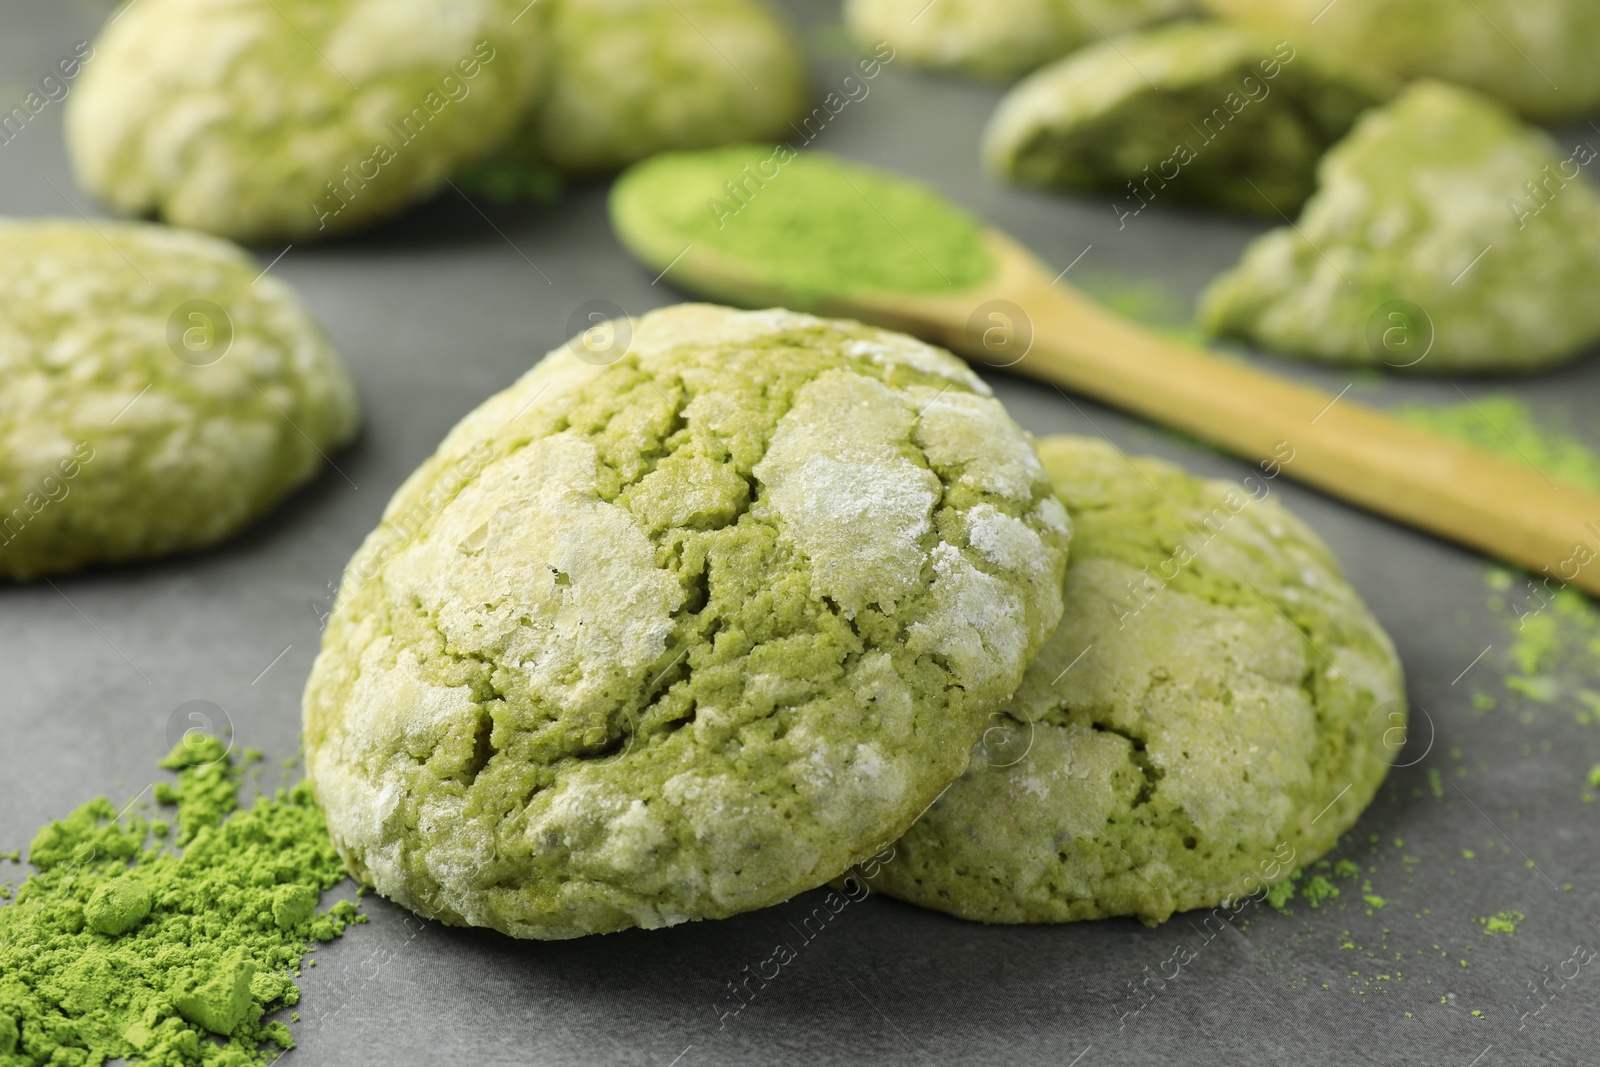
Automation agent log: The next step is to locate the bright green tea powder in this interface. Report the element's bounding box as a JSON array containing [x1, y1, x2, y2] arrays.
[[0, 738, 361, 1066], [1477, 910, 1525, 936], [1399, 396, 1600, 718], [1398, 396, 1600, 492], [611, 145, 995, 301]]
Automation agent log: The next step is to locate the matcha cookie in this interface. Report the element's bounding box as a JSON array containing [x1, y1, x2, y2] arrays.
[[846, 0, 1194, 81], [0, 220, 359, 580], [1199, 0, 1600, 121], [870, 436, 1404, 924], [983, 23, 1392, 216], [303, 304, 1070, 939], [518, 0, 807, 175], [1200, 81, 1600, 374], [67, 0, 546, 243]]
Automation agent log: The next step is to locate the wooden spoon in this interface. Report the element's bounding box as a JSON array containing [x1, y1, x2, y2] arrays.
[[614, 194, 1600, 596]]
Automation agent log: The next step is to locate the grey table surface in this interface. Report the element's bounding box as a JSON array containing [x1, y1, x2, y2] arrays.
[[4, 2, 1600, 1064]]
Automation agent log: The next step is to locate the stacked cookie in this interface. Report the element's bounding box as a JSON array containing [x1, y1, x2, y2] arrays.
[[303, 305, 1404, 937]]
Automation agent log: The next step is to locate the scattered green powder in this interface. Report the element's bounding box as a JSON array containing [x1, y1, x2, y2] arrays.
[[0, 737, 362, 1066], [1477, 910, 1525, 936], [1301, 876, 1341, 908], [611, 146, 995, 302], [1363, 894, 1388, 910], [1398, 396, 1600, 492], [1399, 396, 1600, 732], [1333, 859, 1361, 879], [1265, 878, 1296, 911], [1588, 764, 1600, 788], [1076, 273, 1210, 349]]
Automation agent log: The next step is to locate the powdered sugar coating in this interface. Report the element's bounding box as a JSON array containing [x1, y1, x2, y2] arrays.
[[0, 218, 358, 579], [304, 304, 1068, 939]]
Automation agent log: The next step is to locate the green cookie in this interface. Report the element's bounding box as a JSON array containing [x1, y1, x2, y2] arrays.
[[984, 22, 1392, 217], [67, 0, 547, 242], [303, 304, 1070, 939], [0, 220, 359, 581], [1199, 0, 1600, 121], [846, 0, 1194, 82], [519, 0, 808, 175], [1200, 81, 1600, 374], [870, 436, 1405, 925]]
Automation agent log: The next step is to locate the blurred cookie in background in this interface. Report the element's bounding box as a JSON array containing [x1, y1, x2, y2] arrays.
[[1199, 0, 1600, 121], [517, 0, 808, 176], [1202, 81, 1600, 374], [0, 220, 359, 579], [67, 0, 547, 242], [983, 22, 1393, 216], [845, 0, 1195, 82]]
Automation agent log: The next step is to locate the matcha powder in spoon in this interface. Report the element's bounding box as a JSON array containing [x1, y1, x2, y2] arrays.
[[0, 738, 363, 1066], [610, 145, 995, 304]]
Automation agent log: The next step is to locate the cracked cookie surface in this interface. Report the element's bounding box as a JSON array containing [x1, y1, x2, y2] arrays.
[[871, 436, 1404, 924], [0, 219, 359, 580], [1199, 81, 1600, 373], [67, 0, 546, 242], [983, 22, 1392, 216], [303, 304, 1069, 939]]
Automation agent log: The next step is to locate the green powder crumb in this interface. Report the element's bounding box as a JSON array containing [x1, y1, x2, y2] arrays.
[[1478, 910, 1525, 936], [152, 740, 240, 845], [1265, 878, 1296, 911], [1400, 397, 1600, 725], [1472, 1010, 1484, 1018], [1363, 894, 1387, 910], [611, 146, 995, 303], [1463, 849, 1476, 859], [1588, 764, 1600, 788], [1301, 876, 1340, 908], [1077, 273, 1210, 349], [1333, 859, 1360, 879], [0, 736, 363, 1066], [1, 852, 18, 863], [1399, 397, 1600, 492]]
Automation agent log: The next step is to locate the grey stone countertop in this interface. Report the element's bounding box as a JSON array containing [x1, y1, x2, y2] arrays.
[[3, 1, 1598, 1063]]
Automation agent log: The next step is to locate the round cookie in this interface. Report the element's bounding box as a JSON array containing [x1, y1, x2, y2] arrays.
[[0, 219, 360, 580], [1199, 0, 1600, 121], [845, 0, 1194, 82], [983, 22, 1393, 216], [66, 0, 547, 243], [303, 304, 1071, 940], [520, 0, 808, 175], [1200, 81, 1600, 374], [870, 436, 1405, 925]]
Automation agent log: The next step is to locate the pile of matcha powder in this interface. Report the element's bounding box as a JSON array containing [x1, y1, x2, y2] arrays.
[[611, 146, 996, 300], [0, 737, 361, 1066]]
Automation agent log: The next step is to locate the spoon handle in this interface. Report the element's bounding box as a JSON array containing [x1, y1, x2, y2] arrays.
[[851, 232, 1600, 596]]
